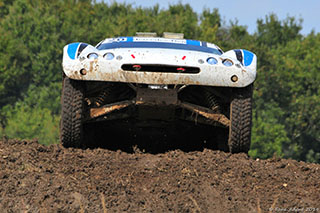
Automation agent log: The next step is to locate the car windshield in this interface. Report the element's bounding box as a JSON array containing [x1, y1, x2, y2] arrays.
[[96, 38, 223, 55]]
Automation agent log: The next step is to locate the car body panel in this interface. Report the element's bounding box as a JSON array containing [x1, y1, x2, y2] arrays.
[[62, 37, 257, 87]]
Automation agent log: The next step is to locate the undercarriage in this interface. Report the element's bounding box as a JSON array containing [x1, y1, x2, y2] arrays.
[[60, 78, 253, 153], [84, 82, 231, 129]]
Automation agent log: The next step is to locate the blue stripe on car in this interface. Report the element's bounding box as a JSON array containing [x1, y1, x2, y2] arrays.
[[97, 42, 222, 55], [243, 49, 254, 66], [186, 40, 201, 46], [126, 37, 133, 42], [67, 43, 80, 60]]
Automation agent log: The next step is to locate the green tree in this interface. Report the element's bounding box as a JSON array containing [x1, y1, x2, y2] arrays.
[[0, 0, 14, 18], [266, 33, 320, 162], [0, 0, 64, 108], [156, 3, 199, 38], [249, 102, 289, 159], [256, 13, 302, 47], [199, 8, 220, 42], [2, 103, 60, 145]]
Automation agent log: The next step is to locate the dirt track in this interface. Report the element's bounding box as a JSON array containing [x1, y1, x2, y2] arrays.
[[0, 139, 319, 212]]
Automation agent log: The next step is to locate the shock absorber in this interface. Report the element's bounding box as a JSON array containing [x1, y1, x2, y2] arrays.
[[94, 86, 113, 107], [204, 90, 220, 113]]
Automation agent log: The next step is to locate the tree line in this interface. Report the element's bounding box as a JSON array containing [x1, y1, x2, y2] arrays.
[[0, 0, 319, 163]]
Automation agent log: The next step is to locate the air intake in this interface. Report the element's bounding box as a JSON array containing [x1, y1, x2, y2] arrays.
[[121, 64, 200, 74]]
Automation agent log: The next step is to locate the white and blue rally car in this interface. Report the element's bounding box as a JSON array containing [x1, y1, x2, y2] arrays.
[[60, 32, 257, 153]]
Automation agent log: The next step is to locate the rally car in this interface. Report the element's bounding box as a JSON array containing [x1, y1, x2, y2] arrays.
[[60, 32, 257, 153]]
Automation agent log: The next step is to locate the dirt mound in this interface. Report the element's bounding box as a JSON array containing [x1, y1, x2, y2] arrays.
[[0, 139, 319, 212]]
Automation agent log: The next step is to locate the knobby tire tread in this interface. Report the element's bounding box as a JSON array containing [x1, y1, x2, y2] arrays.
[[60, 77, 84, 148], [228, 85, 253, 153]]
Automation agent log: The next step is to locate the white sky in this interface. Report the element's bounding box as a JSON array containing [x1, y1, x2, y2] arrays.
[[106, 0, 319, 35]]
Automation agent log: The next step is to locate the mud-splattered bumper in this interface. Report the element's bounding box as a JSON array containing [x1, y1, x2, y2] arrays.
[[63, 60, 256, 88]]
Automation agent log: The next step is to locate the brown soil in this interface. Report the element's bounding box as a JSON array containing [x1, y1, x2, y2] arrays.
[[0, 138, 319, 212]]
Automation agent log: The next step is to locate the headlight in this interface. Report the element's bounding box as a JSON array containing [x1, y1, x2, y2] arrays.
[[87, 53, 98, 60], [207, 57, 218, 65], [103, 52, 114, 60], [222, 59, 233, 67]]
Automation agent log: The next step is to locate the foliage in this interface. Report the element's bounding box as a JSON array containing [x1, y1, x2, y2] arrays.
[[1, 103, 60, 145], [199, 8, 220, 42], [0, 0, 319, 162], [256, 14, 302, 47], [249, 102, 289, 159], [0, 82, 61, 144], [258, 33, 320, 162]]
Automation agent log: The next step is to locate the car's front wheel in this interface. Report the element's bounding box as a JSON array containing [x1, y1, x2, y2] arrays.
[[60, 77, 85, 148], [228, 84, 253, 153]]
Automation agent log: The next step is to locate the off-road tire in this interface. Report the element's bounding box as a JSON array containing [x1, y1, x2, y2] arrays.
[[228, 84, 253, 153], [60, 77, 85, 148]]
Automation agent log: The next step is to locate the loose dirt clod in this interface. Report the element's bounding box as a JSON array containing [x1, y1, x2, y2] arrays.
[[0, 139, 319, 212]]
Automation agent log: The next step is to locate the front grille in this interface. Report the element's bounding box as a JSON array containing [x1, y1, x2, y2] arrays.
[[121, 64, 200, 74]]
